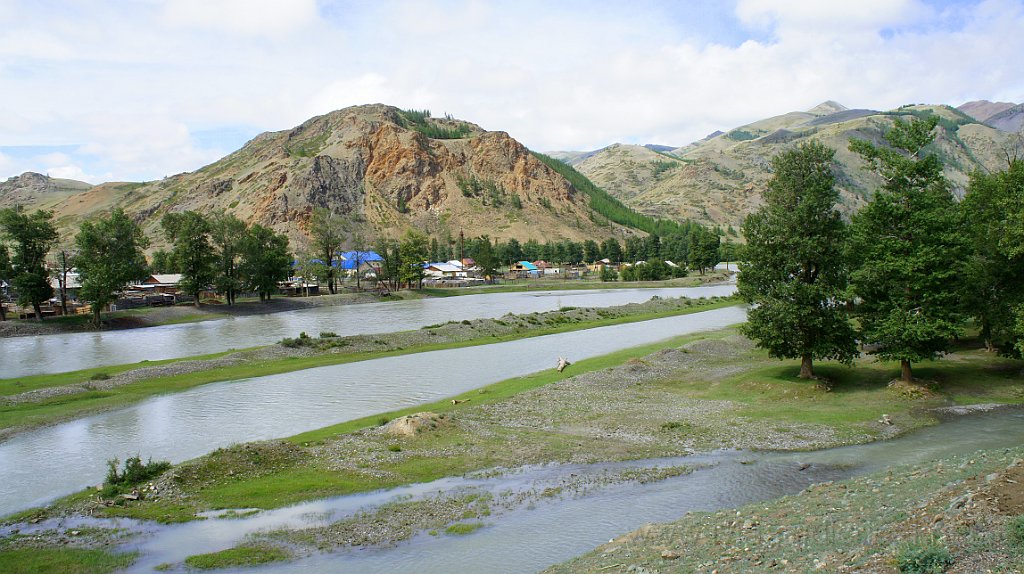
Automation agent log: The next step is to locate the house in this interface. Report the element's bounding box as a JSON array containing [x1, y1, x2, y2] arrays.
[[424, 262, 464, 279], [49, 270, 82, 301], [509, 261, 540, 278], [586, 258, 615, 273], [139, 274, 183, 294], [533, 260, 561, 275], [278, 279, 320, 297]]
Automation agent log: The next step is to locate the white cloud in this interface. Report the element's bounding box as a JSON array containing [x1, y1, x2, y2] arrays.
[[1, 0, 1023, 182], [160, 0, 318, 37]]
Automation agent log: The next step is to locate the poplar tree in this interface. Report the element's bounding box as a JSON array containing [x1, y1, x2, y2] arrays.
[[209, 212, 247, 305], [0, 207, 58, 320], [849, 116, 967, 382], [239, 224, 291, 302], [162, 211, 215, 307], [309, 208, 344, 294], [74, 209, 150, 325], [739, 141, 857, 379]]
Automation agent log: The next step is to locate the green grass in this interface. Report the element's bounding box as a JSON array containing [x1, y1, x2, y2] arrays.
[[445, 522, 485, 535], [0, 298, 738, 437], [0, 548, 137, 574], [184, 545, 290, 569]]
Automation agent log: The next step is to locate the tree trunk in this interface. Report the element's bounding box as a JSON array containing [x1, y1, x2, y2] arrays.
[[798, 354, 814, 379], [194, 292, 201, 308], [0, 303, 6, 321], [900, 359, 913, 383], [32, 302, 43, 321], [93, 306, 102, 326]]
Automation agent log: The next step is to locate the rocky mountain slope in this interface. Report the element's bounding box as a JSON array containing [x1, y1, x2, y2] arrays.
[[0, 172, 93, 212], [558, 101, 1021, 227], [1, 105, 637, 251]]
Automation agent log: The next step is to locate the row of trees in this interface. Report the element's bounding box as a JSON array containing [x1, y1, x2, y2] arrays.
[[0, 207, 291, 324], [739, 116, 1024, 383], [422, 229, 722, 272], [156, 212, 292, 306]]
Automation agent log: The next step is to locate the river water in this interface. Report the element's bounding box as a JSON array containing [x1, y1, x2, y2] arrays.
[[10, 409, 1022, 573], [0, 284, 736, 378], [0, 305, 747, 517]]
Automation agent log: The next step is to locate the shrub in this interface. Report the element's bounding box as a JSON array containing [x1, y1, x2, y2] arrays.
[[104, 455, 171, 497], [1008, 515, 1024, 547], [895, 539, 953, 574], [90, 372, 111, 381], [387, 444, 402, 452], [319, 331, 338, 338]]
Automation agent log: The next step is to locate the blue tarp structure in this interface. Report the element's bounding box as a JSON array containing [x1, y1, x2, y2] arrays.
[[339, 251, 383, 270]]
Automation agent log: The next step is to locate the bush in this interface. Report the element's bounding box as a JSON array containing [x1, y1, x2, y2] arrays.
[[104, 455, 171, 496], [90, 372, 111, 381], [895, 539, 953, 574], [319, 331, 338, 338]]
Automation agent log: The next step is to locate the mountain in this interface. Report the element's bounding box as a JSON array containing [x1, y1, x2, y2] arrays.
[[958, 100, 1017, 123], [982, 103, 1024, 133], [8, 105, 641, 250], [556, 101, 1018, 227], [0, 172, 93, 211]]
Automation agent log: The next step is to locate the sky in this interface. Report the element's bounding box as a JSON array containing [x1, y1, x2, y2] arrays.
[[1, 0, 1023, 184]]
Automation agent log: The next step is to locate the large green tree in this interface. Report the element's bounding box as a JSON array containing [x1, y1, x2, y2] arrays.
[[849, 116, 967, 382], [162, 211, 216, 307], [209, 212, 247, 305], [309, 208, 345, 294], [0, 207, 58, 320], [74, 209, 150, 325], [960, 158, 1024, 354], [239, 224, 291, 302], [739, 141, 857, 379]]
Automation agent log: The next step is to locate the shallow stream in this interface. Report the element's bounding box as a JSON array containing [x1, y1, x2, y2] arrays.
[[9, 409, 1023, 573]]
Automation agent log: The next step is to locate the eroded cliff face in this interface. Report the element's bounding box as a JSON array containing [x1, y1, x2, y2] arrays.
[[42, 104, 625, 250]]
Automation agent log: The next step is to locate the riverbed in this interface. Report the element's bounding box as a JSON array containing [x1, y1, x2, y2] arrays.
[[12, 409, 1023, 573]]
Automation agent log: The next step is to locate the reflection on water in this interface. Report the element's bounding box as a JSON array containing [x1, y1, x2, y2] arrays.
[[0, 285, 736, 378], [0, 305, 747, 516]]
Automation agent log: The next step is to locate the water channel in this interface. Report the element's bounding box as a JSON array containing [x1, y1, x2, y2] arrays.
[[0, 284, 737, 379], [0, 305, 747, 516], [9, 409, 1022, 573]]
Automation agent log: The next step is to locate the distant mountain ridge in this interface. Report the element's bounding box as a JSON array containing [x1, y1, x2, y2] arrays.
[[1, 105, 643, 250], [553, 100, 1022, 227]]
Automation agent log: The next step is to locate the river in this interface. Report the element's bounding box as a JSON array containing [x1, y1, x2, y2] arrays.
[[0, 304, 747, 516], [0, 284, 736, 378]]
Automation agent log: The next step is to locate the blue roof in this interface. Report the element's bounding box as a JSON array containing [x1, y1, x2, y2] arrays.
[[517, 261, 538, 271], [339, 251, 383, 270]]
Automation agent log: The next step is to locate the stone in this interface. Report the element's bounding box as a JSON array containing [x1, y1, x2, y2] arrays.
[[661, 550, 680, 560]]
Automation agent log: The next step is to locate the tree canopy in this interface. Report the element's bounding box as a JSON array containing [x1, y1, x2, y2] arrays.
[[162, 211, 216, 307], [75, 209, 150, 324], [0, 207, 58, 320], [739, 141, 857, 378], [849, 116, 967, 382]]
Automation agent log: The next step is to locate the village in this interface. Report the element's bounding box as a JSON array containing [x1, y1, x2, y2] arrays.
[[0, 251, 676, 321]]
